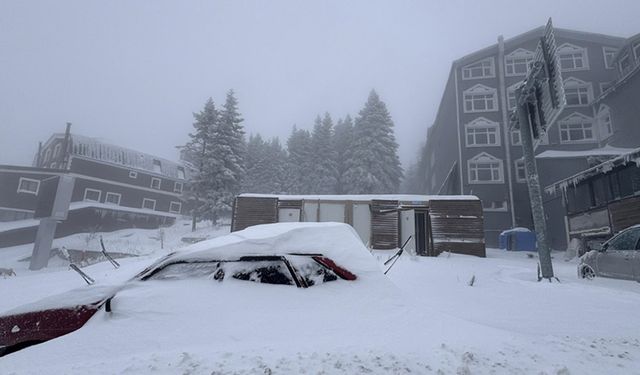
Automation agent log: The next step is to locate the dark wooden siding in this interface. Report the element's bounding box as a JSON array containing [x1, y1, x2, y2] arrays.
[[429, 199, 486, 257], [231, 196, 278, 232], [609, 196, 640, 233], [370, 200, 399, 249]]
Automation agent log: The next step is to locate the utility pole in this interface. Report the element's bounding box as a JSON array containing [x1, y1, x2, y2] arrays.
[[511, 19, 565, 281]]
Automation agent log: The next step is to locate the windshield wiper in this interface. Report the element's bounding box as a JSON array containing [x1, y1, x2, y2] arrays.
[[70, 263, 95, 285]]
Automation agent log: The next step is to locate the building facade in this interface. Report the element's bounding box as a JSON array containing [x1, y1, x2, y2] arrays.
[[423, 25, 627, 247]]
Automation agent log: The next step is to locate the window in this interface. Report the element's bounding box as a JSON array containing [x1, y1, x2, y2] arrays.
[[558, 113, 595, 143], [169, 201, 182, 213], [511, 130, 522, 145], [515, 160, 526, 182], [463, 85, 498, 113], [152, 159, 162, 173], [177, 167, 185, 179], [142, 198, 156, 210], [174, 182, 183, 193], [505, 49, 534, 76], [43, 149, 51, 163], [468, 152, 503, 184], [105, 192, 121, 205], [465, 117, 501, 147], [600, 81, 614, 94], [17, 178, 40, 194], [557, 43, 588, 71], [84, 188, 101, 202], [619, 53, 632, 76], [483, 200, 507, 212], [462, 58, 495, 79], [563, 78, 592, 107], [151, 177, 161, 189], [602, 47, 617, 69], [597, 105, 613, 140], [634, 42, 640, 61], [607, 228, 640, 251], [53, 143, 62, 158], [129, 171, 138, 178]]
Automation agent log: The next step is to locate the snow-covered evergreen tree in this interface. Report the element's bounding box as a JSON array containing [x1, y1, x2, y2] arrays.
[[310, 113, 338, 194], [243, 135, 288, 194], [286, 125, 314, 194], [182, 97, 220, 224], [343, 90, 403, 193], [211, 90, 246, 218], [333, 114, 354, 194]]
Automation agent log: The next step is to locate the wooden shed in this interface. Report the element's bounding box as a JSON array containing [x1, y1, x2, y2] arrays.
[[231, 194, 485, 257]]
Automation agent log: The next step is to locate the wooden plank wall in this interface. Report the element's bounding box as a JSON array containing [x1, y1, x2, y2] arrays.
[[609, 195, 640, 233], [231, 196, 278, 232], [370, 200, 399, 249], [428, 199, 486, 257]]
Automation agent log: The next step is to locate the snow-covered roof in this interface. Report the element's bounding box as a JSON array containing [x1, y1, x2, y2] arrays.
[[239, 193, 479, 202], [536, 146, 634, 159], [545, 147, 640, 195], [47, 133, 187, 179]]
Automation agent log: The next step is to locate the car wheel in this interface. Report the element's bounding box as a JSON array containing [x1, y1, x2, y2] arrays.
[[581, 266, 595, 280]]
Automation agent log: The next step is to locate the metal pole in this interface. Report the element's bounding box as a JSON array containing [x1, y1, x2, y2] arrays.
[[30, 218, 58, 270], [516, 87, 554, 280]]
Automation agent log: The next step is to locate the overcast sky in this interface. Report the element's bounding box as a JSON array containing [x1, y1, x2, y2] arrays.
[[1, 0, 639, 168]]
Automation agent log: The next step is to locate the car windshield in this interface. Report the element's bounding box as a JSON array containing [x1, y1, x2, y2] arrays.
[[287, 255, 338, 286], [146, 259, 295, 286]]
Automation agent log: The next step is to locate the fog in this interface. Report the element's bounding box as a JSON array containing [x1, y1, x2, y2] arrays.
[[1, 0, 639, 168]]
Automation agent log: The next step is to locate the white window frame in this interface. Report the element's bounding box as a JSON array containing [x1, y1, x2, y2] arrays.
[[464, 117, 501, 147], [53, 143, 62, 158], [169, 201, 182, 214], [463, 84, 498, 113], [506, 82, 522, 110], [619, 53, 633, 76], [558, 112, 596, 144], [511, 129, 522, 146], [505, 48, 535, 76], [129, 171, 138, 178], [462, 57, 495, 80], [597, 104, 613, 140], [104, 192, 121, 205], [43, 149, 51, 163], [150, 177, 161, 190], [142, 198, 156, 211], [83, 188, 102, 202], [483, 200, 508, 212], [174, 181, 183, 193], [467, 152, 504, 184], [152, 159, 162, 174], [557, 43, 589, 72], [563, 77, 593, 107], [177, 167, 185, 180], [602, 47, 617, 69], [17, 177, 40, 195], [634, 42, 640, 61], [514, 159, 526, 183]]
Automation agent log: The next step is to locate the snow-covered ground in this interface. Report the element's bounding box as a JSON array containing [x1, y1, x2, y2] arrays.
[[1, 221, 639, 374]]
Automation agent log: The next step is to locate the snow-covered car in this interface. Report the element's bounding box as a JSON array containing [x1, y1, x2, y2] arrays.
[[578, 224, 640, 281], [0, 223, 385, 359]]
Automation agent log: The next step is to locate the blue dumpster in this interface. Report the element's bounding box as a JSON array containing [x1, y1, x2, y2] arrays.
[[499, 228, 537, 251]]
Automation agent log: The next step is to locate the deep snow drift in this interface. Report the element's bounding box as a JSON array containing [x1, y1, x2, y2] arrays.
[[1, 220, 639, 374]]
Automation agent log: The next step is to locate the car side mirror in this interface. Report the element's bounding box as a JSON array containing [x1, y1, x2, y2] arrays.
[[589, 242, 604, 252]]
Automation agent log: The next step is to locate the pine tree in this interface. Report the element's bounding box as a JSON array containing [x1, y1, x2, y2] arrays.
[[343, 90, 403, 193], [211, 90, 246, 218], [182, 97, 220, 226], [243, 135, 288, 194], [310, 113, 338, 194], [333, 115, 354, 194], [286, 125, 314, 194]]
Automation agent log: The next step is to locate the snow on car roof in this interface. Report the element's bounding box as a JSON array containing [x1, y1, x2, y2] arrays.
[[167, 222, 383, 277]]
